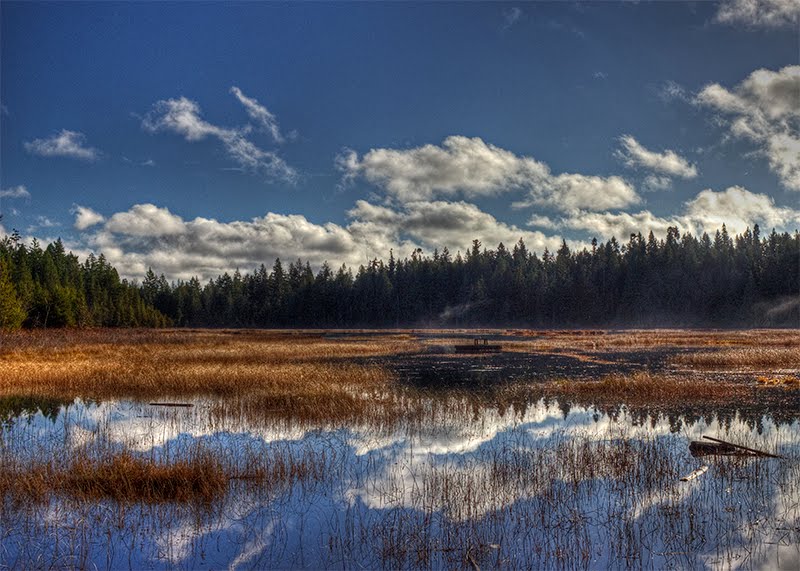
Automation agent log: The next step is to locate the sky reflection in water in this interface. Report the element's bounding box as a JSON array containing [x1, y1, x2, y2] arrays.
[[1, 396, 799, 570]]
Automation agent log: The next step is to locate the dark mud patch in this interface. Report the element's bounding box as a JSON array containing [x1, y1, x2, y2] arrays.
[[366, 342, 800, 426], [378, 349, 658, 390]]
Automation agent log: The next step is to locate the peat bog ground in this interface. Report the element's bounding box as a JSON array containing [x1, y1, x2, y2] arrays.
[[0, 328, 798, 569]]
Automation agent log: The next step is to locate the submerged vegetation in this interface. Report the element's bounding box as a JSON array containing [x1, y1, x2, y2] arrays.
[[2, 224, 799, 330]]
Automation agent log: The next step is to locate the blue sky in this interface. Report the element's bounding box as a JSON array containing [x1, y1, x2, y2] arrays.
[[1, 1, 798, 280]]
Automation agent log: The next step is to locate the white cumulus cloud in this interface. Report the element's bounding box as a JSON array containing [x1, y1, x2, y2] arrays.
[[24, 130, 100, 161], [715, 0, 800, 29], [616, 135, 698, 179], [555, 186, 800, 240], [683, 185, 799, 232], [349, 199, 564, 257], [338, 136, 639, 212], [79, 203, 393, 280], [105, 204, 187, 237], [72, 198, 576, 281], [696, 65, 800, 190], [142, 96, 296, 183], [71, 205, 106, 231]]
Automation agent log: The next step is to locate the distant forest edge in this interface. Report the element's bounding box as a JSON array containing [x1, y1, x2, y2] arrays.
[[1, 225, 798, 330]]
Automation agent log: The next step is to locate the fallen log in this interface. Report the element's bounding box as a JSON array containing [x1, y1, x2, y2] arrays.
[[148, 402, 194, 408], [689, 441, 739, 457], [702, 435, 783, 459]]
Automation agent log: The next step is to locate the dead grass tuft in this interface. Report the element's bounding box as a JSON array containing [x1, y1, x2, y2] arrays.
[[1, 450, 228, 504], [537, 371, 749, 406], [63, 451, 228, 503], [674, 346, 800, 369]]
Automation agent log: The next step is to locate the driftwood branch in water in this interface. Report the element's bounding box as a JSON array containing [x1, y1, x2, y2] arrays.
[[680, 465, 709, 481]]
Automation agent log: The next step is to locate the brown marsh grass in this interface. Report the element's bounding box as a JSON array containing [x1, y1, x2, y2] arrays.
[[534, 371, 751, 407], [0, 329, 418, 402], [1, 450, 227, 505], [673, 346, 800, 369], [2, 328, 797, 424], [0, 439, 335, 505], [502, 328, 800, 352], [62, 451, 227, 503]]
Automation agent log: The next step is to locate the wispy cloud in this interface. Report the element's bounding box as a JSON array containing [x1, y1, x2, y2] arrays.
[[0, 186, 30, 219], [24, 130, 100, 161], [615, 135, 698, 179], [502, 7, 522, 31], [230, 86, 284, 143], [27, 216, 60, 232], [656, 80, 688, 102], [642, 175, 673, 192], [142, 96, 297, 183], [123, 156, 157, 167], [715, 0, 799, 29], [0, 185, 31, 199], [36, 216, 58, 228]]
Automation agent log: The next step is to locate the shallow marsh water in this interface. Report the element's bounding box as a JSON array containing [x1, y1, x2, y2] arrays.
[[1, 394, 799, 570]]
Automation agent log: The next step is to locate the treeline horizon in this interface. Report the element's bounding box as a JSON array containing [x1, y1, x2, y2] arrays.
[[1, 224, 799, 330]]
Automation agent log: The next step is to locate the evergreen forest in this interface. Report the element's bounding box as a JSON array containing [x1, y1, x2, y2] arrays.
[[1, 225, 798, 330]]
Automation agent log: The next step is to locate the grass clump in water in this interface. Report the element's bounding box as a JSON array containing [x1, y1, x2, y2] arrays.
[[2, 451, 228, 505]]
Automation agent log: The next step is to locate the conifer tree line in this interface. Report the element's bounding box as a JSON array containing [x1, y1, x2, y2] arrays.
[[1, 224, 798, 330], [0, 232, 168, 329]]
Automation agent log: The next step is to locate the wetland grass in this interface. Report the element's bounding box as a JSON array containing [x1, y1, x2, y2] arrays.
[[0, 449, 226, 504], [0, 329, 416, 404], [502, 328, 800, 352], [674, 346, 800, 369], [537, 371, 751, 406], [1, 328, 798, 569], [0, 439, 335, 506], [60, 451, 227, 504]]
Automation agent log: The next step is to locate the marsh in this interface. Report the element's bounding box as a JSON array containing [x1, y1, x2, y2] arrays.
[[1, 329, 798, 569]]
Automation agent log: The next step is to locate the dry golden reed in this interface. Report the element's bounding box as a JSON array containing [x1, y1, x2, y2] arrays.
[[0, 329, 418, 401], [536, 371, 750, 407], [674, 346, 800, 369], [501, 328, 800, 352], [2, 328, 796, 423], [0, 451, 227, 504]]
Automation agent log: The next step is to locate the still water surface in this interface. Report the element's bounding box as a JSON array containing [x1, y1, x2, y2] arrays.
[[1, 396, 799, 570]]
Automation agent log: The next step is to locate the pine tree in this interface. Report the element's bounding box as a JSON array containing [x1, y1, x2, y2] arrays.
[[0, 258, 26, 329]]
